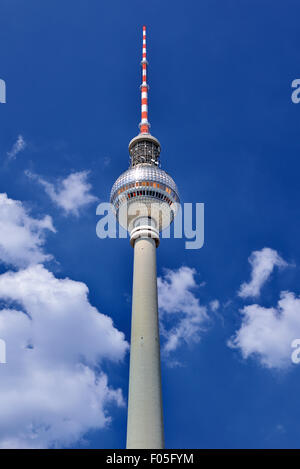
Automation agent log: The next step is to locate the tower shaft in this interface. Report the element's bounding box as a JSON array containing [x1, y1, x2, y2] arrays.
[[126, 235, 164, 449]]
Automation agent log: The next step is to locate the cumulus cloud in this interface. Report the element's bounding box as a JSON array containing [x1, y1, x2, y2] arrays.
[[0, 193, 55, 268], [7, 135, 26, 160], [0, 193, 128, 448], [238, 248, 288, 299], [158, 267, 208, 354], [0, 265, 127, 448], [26, 171, 98, 216], [209, 299, 220, 312], [228, 291, 300, 369]]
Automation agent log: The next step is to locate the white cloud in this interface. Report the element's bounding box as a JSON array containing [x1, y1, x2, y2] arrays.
[[0, 193, 55, 268], [0, 264, 128, 448], [158, 267, 208, 354], [238, 248, 288, 299], [26, 171, 98, 216], [209, 299, 220, 312], [0, 193, 128, 448], [228, 291, 300, 369], [7, 135, 26, 160]]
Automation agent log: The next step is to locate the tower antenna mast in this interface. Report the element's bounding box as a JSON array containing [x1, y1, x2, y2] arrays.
[[140, 26, 150, 134]]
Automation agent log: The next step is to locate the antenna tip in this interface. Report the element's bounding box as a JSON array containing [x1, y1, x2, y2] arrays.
[[143, 25, 146, 30]]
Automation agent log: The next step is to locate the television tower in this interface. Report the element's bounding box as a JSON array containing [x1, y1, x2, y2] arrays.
[[110, 26, 180, 449]]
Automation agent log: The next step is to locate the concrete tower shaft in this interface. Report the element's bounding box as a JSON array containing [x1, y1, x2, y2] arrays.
[[126, 236, 164, 449]]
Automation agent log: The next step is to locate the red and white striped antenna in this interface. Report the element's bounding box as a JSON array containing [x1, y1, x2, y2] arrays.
[[139, 26, 150, 134]]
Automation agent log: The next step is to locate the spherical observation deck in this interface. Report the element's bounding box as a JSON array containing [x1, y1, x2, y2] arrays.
[[110, 163, 180, 233]]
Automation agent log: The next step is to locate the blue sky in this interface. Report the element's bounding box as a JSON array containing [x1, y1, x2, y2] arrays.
[[1, 0, 300, 449]]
